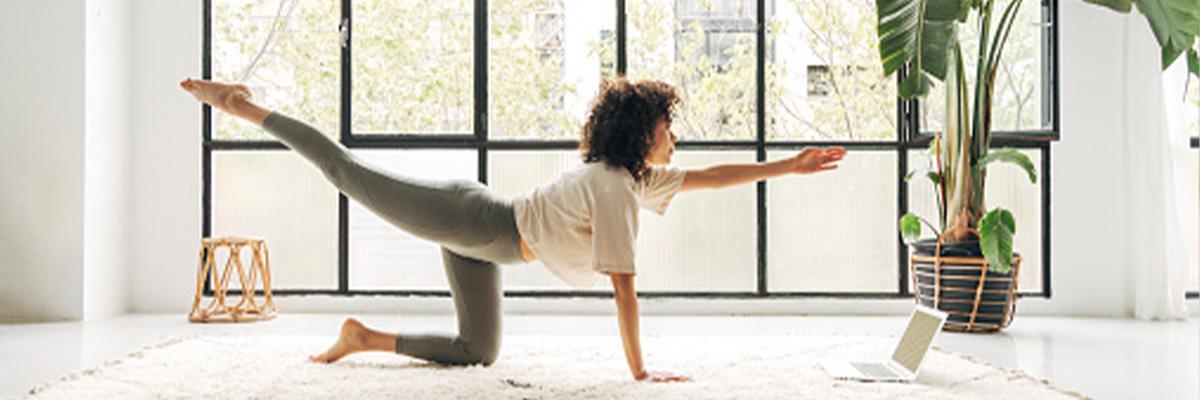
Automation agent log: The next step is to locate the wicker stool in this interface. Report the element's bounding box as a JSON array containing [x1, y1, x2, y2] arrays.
[[189, 236, 276, 323]]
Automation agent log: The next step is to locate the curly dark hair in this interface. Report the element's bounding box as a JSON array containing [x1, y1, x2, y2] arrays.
[[579, 77, 680, 183]]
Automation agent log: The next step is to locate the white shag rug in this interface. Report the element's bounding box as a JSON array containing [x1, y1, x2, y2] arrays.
[[20, 334, 1086, 400]]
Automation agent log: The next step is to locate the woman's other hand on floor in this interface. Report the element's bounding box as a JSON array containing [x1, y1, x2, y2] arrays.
[[636, 370, 692, 383], [788, 146, 845, 175]]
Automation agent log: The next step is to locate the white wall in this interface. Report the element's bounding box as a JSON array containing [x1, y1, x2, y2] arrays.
[[84, 0, 133, 321], [129, 1, 202, 315], [0, 2, 87, 322], [123, 1, 1194, 318], [1044, 0, 1134, 316], [0, 0, 133, 322]]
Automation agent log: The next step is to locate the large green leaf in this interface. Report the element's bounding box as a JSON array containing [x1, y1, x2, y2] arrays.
[[976, 148, 1038, 184], [875, 0, 969, 98], [979, 208, 1016, 274], [900, 213, 922, 244], [942, 44, 974, 231], [1083, 0, 1199, 78], [1134, 0, 1200, 68]]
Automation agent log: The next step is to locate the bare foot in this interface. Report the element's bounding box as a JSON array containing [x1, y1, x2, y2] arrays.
[[179, 78, 251, 113], [309, 317, 369, 363]]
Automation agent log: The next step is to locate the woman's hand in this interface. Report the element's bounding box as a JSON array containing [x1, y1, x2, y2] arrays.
[[636, 370, 692, 383], [788, 146, 846, 175]]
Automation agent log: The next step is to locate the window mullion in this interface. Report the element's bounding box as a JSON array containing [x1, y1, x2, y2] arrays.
[[755, 0, 767, 295], [617, 0, 626, 75], [338, 0, 352, 294], [896, 65, 911, 296], [202, 0, 214, 294], [476, 0, 488, 184]]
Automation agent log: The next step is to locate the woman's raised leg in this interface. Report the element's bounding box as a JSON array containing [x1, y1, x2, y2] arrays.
[[183, 79, 508, 366], [181, 78, 478, 245]]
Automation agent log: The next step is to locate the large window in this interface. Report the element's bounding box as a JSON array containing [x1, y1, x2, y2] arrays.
[[204, 0, 1058, 297], [919, 0, 1051, 135]]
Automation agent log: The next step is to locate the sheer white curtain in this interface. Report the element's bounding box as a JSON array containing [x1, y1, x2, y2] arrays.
[[1122, 15, 1191, 320]]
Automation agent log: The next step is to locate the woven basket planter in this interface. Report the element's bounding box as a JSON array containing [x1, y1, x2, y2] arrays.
[[909, 228, 1021, 333]]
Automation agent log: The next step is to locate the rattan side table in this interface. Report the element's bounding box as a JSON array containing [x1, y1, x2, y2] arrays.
[[189, 236, 276, 323]]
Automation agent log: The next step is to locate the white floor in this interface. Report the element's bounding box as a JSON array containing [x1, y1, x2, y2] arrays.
[[1, 313, 1196, 399]]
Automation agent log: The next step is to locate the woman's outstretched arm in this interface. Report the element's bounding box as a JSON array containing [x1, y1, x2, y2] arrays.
[[680, 146, 846, 191], [609, 272, 690, 383]]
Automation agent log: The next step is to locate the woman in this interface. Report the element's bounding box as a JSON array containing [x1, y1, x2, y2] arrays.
[[180, 77, 845, 382]]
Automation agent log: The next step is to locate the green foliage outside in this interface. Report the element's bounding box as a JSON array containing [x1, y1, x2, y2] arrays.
[[627, 0, 757, 140], [488, 1, 602, 139], [353, 0, 473, 134], [768, 0, 897, 140], [213, 0, 340, 141], [212, 0, 1041, 144]]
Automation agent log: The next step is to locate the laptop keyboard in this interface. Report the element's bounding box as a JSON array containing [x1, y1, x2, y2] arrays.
[[851, 362, 901, 379]]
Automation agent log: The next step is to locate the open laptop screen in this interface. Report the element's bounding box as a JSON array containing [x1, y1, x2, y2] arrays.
[[890, 308, 943, 372]]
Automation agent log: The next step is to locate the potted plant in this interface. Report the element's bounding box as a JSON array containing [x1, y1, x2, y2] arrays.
[[872, 0, 1199, 332]]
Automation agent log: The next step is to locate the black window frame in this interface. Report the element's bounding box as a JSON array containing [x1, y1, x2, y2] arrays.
[[202, 0, 1059, 299]]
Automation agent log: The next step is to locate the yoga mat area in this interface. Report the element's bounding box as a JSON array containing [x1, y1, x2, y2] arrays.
[[19, 334, 1086, 399]]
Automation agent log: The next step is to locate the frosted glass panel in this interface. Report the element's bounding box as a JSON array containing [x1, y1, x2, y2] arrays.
[[907, 149, 1044, 294], [635, 151, 757, 292], [767, 150, 897, 292], [212, 151, 338, 289], [489, 151, 757, 291], [348, 150, 478, 290]]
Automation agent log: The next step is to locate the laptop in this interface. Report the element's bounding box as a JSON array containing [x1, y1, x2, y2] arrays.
[[819, 305, 949, 382]]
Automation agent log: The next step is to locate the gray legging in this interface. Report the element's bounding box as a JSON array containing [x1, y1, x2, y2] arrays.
[[262, 112, 523, 366]]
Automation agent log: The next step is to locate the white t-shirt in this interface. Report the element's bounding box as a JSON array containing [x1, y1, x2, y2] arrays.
[[512, 162, 688, 287]]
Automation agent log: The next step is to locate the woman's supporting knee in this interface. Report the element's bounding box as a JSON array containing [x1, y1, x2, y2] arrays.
[[462, 338, 500, 366]]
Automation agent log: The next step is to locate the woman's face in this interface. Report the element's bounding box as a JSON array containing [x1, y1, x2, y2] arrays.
[[645, 118, 678, 166]]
